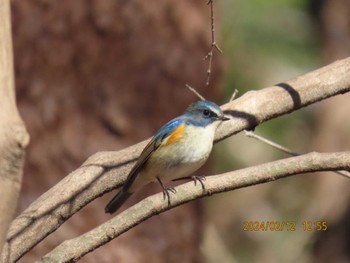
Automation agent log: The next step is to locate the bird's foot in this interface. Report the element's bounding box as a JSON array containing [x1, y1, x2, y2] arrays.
[[157, 177, 176, 206], [191, 175, 206, 190], [172, 175, 206, 190], [162, 187, 176, 206]]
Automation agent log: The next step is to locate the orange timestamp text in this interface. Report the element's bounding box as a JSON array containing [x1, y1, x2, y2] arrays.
[[243, 221, 328, 232]]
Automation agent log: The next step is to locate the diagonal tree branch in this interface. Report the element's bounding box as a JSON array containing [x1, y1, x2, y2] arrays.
[[2, 57, 350, 262], [0, 0, 29, 255], [39, 151, 350, 262]]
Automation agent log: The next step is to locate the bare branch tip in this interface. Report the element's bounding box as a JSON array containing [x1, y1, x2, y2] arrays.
[[185, 84, 206, 100], [229, 89, 239, 102], [214, 43, 223, 54]]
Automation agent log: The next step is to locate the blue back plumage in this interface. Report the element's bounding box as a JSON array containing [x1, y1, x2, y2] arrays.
[[154, 118, 183, 141]]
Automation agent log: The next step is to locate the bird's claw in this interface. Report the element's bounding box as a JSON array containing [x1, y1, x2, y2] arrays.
[[157, 177, 176, 206], [191, 175, 206, 190], [162, 187, 176, 206]]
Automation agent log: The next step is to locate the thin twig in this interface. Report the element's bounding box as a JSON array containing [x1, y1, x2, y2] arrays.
[[244, 130, 350, 179], [230, 89, 239, 102], [185, 84, 206, 100], [204, 0, 223, 86], [244, 131, 299, 156]]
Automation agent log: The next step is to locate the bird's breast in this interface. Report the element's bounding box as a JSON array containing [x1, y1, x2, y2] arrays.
[[145, 125, 216, 181], [180, 125, 215, 162]]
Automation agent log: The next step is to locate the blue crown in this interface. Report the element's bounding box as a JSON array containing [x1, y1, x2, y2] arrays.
[[184, 100, 223, 127]]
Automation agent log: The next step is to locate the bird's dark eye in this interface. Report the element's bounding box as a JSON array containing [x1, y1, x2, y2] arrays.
[[203, 109, 210, 116]]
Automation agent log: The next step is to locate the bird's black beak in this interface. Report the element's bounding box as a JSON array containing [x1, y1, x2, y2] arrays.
[[219, 115, 230, 121]]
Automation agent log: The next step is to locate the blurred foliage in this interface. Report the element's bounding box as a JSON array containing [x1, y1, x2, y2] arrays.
[[206, 1, 331, 263], [220, 0, 320, 95], [216, 0, 321, 168]]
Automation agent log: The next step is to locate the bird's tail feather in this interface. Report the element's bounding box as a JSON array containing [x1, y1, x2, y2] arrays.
[[105, 191, 132, 214]]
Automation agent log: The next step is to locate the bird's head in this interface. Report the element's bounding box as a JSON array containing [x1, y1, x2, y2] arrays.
[[183, 100, 229, 127]]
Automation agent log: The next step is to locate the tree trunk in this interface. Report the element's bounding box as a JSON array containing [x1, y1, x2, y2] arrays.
[[0, 0, 29, 254]]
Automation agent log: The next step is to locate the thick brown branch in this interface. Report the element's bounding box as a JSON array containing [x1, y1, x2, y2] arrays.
[[0, 0, 29, 255], [2, 57, 350, 262], [39, 151, 350, 262]]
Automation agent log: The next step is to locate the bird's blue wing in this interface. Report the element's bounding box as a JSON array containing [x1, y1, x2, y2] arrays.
[[122, 118, 184, 192], [153, 118, 184, 142]]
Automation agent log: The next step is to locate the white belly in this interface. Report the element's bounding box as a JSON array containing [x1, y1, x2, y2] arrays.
[[130, 124, 216, 192]]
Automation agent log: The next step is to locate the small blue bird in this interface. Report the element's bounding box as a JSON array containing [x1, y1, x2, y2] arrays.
[[105, 100, 229, 214]]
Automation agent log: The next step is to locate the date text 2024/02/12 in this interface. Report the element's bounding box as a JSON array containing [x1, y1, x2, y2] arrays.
[[242, 221, 328, 232]]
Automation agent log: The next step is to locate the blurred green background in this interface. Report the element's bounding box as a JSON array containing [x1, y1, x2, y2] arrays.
[[217, 0, 318, 171], [204, 0, 350, 263]]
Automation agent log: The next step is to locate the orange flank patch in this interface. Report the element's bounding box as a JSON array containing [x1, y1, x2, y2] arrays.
[[165, 123, 185, 145]]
